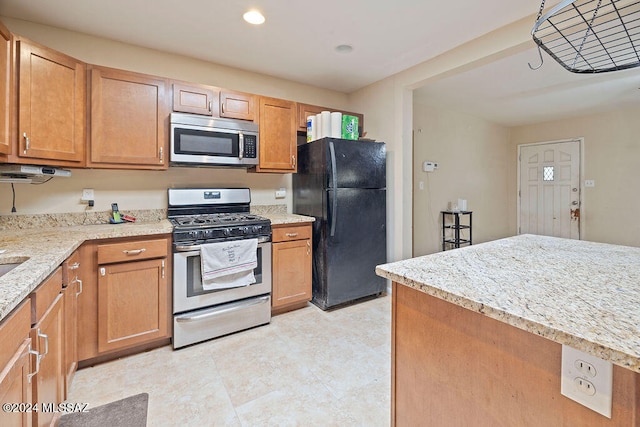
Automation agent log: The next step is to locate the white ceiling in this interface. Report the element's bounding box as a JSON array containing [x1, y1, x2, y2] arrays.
[[1, 0, 638, 126]]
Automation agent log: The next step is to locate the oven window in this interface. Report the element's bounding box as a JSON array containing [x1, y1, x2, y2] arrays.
[[174, 128, 239, 157], [186, 246, 263, 297]]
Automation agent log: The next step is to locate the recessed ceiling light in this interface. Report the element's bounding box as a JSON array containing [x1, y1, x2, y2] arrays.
[[243, 10, 265, 25], [335, 44, 353, 54]]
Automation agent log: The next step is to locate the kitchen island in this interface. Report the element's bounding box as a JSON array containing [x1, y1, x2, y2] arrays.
[[376, 234, 640, 426]]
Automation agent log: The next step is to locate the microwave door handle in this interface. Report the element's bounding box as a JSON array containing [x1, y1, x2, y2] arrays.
[[239, 133, 244, 160]]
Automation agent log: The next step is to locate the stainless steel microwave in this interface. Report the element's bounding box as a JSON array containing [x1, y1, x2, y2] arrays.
[[170, 113, 259, 167]]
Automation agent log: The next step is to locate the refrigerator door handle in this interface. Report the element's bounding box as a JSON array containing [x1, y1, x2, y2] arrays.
[[329, 141, 338, 237]]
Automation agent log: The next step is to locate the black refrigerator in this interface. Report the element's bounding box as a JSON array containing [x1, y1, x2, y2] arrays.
[[293, 138, 387, 310]]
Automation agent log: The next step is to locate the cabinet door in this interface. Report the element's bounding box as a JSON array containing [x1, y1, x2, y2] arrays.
[[62, 279, 78, 398], [0, 21, 11, 155], [97, 258, 168, 353], [257, 96, 297, 172], [272, 239, 312, 309], [220, 90, 255, 121], [0, 339, 33, 427], [172, 82, 219, 116], [17, 39, 85, 165], [76, 242, 98, 362], [89, 66, 168, 169], [31, 294, 64, 427]]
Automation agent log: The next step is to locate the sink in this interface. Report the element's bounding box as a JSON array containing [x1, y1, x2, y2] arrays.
[[0, 257, 29, 278]]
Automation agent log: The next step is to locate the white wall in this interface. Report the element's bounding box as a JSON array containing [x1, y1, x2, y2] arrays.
[[508, 107, 640, 247], [349, 16, 535, 262], [0, 17, 351, 215], [412, 104, 511, 256]]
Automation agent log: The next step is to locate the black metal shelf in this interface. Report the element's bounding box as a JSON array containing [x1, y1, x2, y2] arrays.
[[441, 211, 472, 251]]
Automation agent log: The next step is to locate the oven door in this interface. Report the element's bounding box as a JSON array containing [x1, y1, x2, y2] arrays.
[[173, 239, 271, 313]]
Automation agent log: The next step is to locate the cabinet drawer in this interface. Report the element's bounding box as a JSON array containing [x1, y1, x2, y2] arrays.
[[272, 224, 312, 243], [97, 238, 168, 264], [30, 267, 62, 325]]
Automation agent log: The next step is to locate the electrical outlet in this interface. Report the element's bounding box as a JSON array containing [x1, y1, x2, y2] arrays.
[[585, 180, 595, 187], [561, 345, 613, 418], [275, 188, 286, 199], [81, 188, 94, 202]]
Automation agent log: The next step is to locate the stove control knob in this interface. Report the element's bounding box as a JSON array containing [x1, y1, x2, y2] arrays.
[[189, 231, 199, 240], [242, 226, 250, 234], [223, 228, 232, 237], [252, 226, 261, 233]]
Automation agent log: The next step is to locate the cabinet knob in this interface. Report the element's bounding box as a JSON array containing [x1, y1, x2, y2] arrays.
[[100, 267, 106, 276]]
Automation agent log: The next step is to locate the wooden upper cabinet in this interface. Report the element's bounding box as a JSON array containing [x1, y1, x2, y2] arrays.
[[172, 81, 219, 116], [256, 96, 297, 173], [0, 21, 11, 156], [297, 102, 364, 137], [16, 38, 86, 166], [220, 90, 255, 121], [88, 66, 168, 169]]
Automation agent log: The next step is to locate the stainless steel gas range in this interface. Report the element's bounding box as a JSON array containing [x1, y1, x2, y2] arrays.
[[168, 188, 272, 349]]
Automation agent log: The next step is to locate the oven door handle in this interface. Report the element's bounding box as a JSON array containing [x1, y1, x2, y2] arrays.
[[175, 236, 271, 252], [175, 296, 270, 323]]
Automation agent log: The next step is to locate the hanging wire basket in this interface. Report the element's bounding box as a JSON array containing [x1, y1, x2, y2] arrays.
[[532, 0, 640, 73]]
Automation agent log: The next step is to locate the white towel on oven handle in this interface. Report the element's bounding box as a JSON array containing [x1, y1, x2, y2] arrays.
[[200, 238, 258, 290]]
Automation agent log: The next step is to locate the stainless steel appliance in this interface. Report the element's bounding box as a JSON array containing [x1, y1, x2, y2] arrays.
[[170, 113, 259, 167], [169, 188, 271, 349], [293, 138, 387, 310]]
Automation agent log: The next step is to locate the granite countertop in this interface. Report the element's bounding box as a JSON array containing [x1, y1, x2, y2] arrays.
[[0, 220, 173, 322], [376, 234, 640, 374], [263, 213, 315, 226], [0, 206, 314, 323]]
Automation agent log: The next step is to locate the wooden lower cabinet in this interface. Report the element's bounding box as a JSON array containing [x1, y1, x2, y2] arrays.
[[0, 300, 33, 427], [30, 269, 64, 427], [62, 249, 81, 398], [97, 257, 168, 352], [271, 223, 312, 314], [76, 235, 171, 360]]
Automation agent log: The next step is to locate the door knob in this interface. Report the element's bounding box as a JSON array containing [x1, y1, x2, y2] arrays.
[[572, 201, 579, 206]]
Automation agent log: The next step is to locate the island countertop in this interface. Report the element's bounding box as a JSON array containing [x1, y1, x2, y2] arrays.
[[376, 234, 640, 373]]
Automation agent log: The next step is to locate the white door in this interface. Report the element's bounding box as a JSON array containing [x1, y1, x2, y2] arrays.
[[519, 140, 581, 239]]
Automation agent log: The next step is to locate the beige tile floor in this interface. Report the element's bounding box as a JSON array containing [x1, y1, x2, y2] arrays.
[[68, 295, 391, 426]]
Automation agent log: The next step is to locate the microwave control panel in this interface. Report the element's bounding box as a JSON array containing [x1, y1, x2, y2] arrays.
[[243, 135, 257, 158]]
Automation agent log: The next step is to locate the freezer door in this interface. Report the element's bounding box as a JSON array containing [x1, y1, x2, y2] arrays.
[[316, 187, 386, 309], [328, 139, 386, 189]]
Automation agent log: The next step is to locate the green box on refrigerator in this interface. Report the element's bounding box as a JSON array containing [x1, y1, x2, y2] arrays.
[[341, 115, 359, 140]]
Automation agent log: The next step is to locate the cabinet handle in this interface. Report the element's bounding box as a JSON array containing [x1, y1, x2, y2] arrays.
[[23, 132, 30, 153], [159, 147, 164, 162], [161, 260, 165, 279], [123, 248, 146, 255], [27, 344, 40, 383], [221, 102, 224, 114], [37, 330, 49, 358], [69, 262, 80, 270], [75, 278, 83, 297], [285, 232, 299, 238], [208, 101, 212, 113], [307, 240, 311, 255], [291, 155, 296, 168]]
